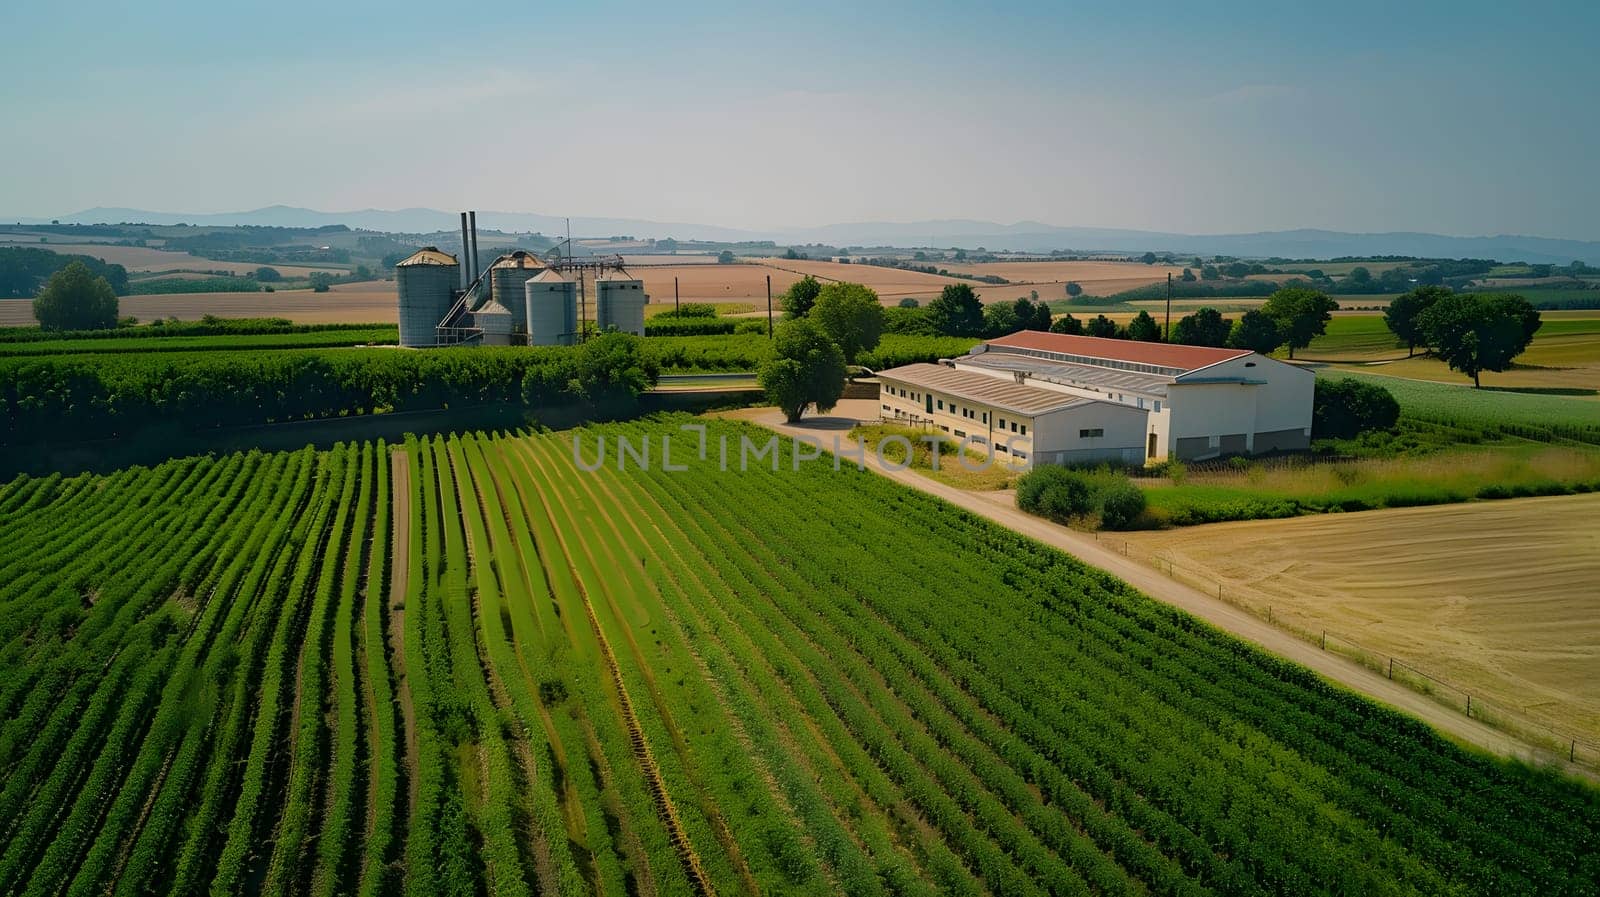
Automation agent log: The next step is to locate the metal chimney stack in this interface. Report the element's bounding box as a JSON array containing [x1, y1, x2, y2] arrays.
[[468, 211, 481, 284], [459, 212, 471, 289]]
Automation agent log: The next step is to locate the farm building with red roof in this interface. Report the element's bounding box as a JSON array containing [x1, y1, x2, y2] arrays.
[[876, 330, 1313, 467]]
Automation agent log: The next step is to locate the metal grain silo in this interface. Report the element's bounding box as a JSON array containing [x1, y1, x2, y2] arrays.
[[474, 299, 515, 346], [486, 250, 544, 334], [525, 269, 577, 346], [395, 247, 459, 347], [595, 273, 647, 336]]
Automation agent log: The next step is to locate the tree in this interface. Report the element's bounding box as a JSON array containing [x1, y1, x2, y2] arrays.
[[33, 260, 118, 331], [1011, 296, 1051, 332], [1064, 281, 1083, 298], [1171, 307, 1232, 347], [1262, 286, 1338, 359], [1419, 292, 1542, 387], [1344, 266, 1372, 290], [897, 297, 920, 308], [1180, 267, 1196, 283], [1223, 262, 1251, 279], [983, 302, 1021, 337], [1313, 378, 1399, 439], [1125, 310, 1162, 342], [1383, 284, 1451, 356], [927, 282, 985, 337], [254, 266, 282, 283], [759, 318, 846, 422], [1141, 252, 1158, 265], [811, 281, 884, 363], [309, 271, 335, 293], [782, 275, 822, 319], [1200, 264, 1220, 281], [1228, 309, 1282, 354], [717, 250, 736, 264], [1050, 314, 1083, 335], [1085, 314, 1120, 339]]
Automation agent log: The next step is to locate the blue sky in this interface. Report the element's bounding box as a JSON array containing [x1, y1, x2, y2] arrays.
[[3, 0, 1597, 239]]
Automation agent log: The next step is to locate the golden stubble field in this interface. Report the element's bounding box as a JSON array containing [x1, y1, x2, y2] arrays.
[[1122, 494, 1600, 740], [0, 280, 401, 326], [26, 243, 347, 277]]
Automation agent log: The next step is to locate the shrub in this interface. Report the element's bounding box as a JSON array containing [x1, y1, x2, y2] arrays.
[[1015, 466, 1094, 522], [1096, 481, 1148, 530], [653, 303, 719, 319], [1313, 378, 1400, 439]]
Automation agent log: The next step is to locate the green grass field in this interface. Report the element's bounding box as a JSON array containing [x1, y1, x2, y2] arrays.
[[1321, 369, 1600, 437], [1, 418, 1596, 895], [1141, 441, 1600, 525]]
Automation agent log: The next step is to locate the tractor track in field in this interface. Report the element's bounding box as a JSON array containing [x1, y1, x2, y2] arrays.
[[510, 441, 719, 897], [449, 444, 558, 894], [572, 459, 851, 894], [387, 450, 420, 821], [492, 441, 656, 895]]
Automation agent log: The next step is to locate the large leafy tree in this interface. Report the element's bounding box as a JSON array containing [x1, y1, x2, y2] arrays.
[[1085, 314, 1121, 339], [926, 282, 985, 337], [782, 274, 822, 319], [1419, 292, 1542, 387], [982, 302, 1021, 338], [33, 260, 118, 331], [1049, 313, 1083, 335], [1171, 307, 1232, 347], [1262, 286, 1339, 358], [759, 318, 846, 422], [810, 281, 884, 363], [1383, 285, 1451, 356], [1228, 309, 1282, 354], [1125, 310, 1162, 342]]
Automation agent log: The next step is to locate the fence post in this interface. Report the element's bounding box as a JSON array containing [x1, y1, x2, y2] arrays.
[[1466, 694, 1472, 717], [1387, 658, 1393, 679], [1320, 631, 1326, 651], [1573, 740, 1578, 763]]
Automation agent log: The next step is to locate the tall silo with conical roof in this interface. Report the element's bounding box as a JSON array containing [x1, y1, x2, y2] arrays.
[[395, 247, 459, 347], [525, 269, 578, 346], [486, 250, 544, 334], [595, 272, 647, 336]]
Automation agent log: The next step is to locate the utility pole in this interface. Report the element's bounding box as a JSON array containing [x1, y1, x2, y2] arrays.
[[766, 275, 774, 338], [674, 276, 679, 315], [1164, 272, 1173, 341]]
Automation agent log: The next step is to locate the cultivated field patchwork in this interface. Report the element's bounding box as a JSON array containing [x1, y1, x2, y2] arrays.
[[0, 419, 1594, 896]]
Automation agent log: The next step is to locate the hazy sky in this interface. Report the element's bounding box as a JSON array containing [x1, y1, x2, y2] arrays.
[[4, 0, 1597, 239]]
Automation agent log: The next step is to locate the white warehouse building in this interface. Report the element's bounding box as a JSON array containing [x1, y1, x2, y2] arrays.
[[876, 331, 1314, 467]]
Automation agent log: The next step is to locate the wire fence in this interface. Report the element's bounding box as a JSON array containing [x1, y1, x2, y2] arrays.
[[1096, 532, 1600, 771]]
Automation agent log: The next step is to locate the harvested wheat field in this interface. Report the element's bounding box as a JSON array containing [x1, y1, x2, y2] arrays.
[[930, 260, 1182, 298], [29, 243, 347, 276], [627, 262, 802, 304], [754, 257, 964, 302], [1123, 494, 1600, 741], [0, 280, 400, 326]]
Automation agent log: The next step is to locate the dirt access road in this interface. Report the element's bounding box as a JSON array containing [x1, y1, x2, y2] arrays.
[[728, 400, 1590, 778]]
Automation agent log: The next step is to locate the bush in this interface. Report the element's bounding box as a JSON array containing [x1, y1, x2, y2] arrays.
[[1313, 378, 1400, 439], [653, 303, 718, 319], [1015, 466, 1094, 522], [1096, 481, 1147, 530]]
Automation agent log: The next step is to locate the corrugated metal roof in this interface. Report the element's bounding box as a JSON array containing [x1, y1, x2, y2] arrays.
[[396, 246, 458, 267], [986, 331, 1250, 372], [877, 363, 1107, 416], [488, 250, 544, 270], [530, 269, 568, 283], [961, 353, 1173, 396]]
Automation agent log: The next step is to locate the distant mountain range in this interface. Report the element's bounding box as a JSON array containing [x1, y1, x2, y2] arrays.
[[14, 206, 1600, 265]]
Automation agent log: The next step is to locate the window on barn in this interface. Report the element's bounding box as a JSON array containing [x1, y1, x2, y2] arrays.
[[1079, 428, 1104, 438]]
